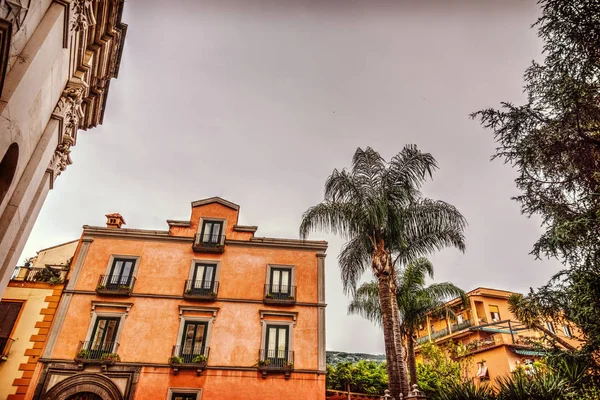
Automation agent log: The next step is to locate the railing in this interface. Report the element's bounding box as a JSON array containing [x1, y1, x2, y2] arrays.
[[430, 328, 449, 341], [258, 349, 294, 369], [11, 267, 67, 284], [75, 341, 119, 361], [184, 280, 219, 299], [416, 336, 430, 345], [465, 334, 505, 354], [192, 234, 225, 253], [263, 284, 296, 304], [0, 337, 15, 361], [451, 319, 473, 332], [171, 344, 210, 364], [96, 275, 135, 295]]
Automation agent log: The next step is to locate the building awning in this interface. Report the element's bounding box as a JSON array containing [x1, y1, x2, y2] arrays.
[[511, 349, 546, 357]]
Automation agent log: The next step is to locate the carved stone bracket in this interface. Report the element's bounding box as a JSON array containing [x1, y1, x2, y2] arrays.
[[47, 82, 86, 185], [71, 0, 96, 32]]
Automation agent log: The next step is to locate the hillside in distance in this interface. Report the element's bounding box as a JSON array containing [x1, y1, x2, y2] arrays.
[[326, 351, 386, 365]]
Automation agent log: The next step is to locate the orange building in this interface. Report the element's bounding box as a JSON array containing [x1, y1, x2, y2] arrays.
[[28, 197, 328, 400], [414, 287, 582, 385], [0, 240, 77, 400]]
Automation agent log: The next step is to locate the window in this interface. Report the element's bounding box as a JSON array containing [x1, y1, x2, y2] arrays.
[[171, 394, 197, 400], [179, 321, 208, 363], [190, 263, 216, 295], [200, 220, 223, 244], [546, 321, 555, 334], [167, 389, 201, 400], [265, 324, 289, 367], [489, 305, 501, 322], [0, 301, 22, 355], [269, 267, 292, 299], [87, 317, 119, 358], [457, 314, 464, 324], [563, 325, 572, 337], [106, 258, 135, 289]]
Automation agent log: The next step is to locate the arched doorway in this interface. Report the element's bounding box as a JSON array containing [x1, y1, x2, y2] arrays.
[[0, 142, 18, 205], [43, 373, 123, 400], [66, 393, 103, 400]]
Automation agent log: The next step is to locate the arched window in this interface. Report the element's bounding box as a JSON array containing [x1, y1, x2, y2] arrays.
[[0, 143, 18, 205]]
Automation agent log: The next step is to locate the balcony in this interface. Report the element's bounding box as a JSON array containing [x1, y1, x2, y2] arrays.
[[11, 266, 67, 284], [96, 275, 135, 296], [430, 327, 449, 341], [257, 349, 294, 379], [183, 280, 219, 301], [0, 337, 15, 361], [263, 284, 296, 306], [169, 345, 210, 376], [451, 319, 473, 332], [416, 336, 430, 345], [192, 233, 225, 253], [74, 341, 120, 370]]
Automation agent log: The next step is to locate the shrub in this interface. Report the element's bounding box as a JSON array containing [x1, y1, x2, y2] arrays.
[[192, 355, 207, 363]]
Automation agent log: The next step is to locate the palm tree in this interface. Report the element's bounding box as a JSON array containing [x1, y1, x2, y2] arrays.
[[349, 257, 467, 388], [300, 146, 467, 398], [508, 293, 577, 352]]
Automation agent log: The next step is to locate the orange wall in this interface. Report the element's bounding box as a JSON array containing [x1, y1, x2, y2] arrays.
[[49, 201, 325, 398], [134, 368, 325, 400]]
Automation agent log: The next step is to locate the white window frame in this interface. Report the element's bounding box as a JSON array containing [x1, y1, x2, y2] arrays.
[[562, 325, 572, 337], [265, 264, 296, 292], [84, 312, 128, 351], [103, 254, 141, 281], [259, 311, 297, 354], [166, 388, 202, 400], [197, 217, 227, 243], [175, 316, 214, 351], [188, 259, 221, 282], [546, 321, 555, 334]]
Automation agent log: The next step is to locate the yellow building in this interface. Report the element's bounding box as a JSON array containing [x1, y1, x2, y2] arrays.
[[414, 287, 582, 385], [0, 240, 77, 400]]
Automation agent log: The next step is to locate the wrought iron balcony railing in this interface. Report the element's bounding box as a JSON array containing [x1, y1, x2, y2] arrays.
[[74, 341, 120, 362], [263, 284, 296, 305], [170, 345, 210, 364], [258, 349, 294, 369], [451, 319, 473, 332], [11, 267, 67, 284], [192, 234, 225, 253], [96, 275, 135, 296], [169, 345, 210, 375], [183, 280, 219, 301], [0, 337, 15, 361]]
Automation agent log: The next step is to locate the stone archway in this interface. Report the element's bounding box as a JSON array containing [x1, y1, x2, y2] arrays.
[[43, 373, 123, 400]]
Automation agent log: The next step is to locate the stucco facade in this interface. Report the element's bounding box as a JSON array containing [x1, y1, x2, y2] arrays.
[[32, 198, 328, 400], [1, 239, 76, 400], [414, 287, 583, 386], [0, 0, 127, 298]]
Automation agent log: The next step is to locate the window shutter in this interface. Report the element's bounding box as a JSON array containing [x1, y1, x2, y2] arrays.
[[0, 302, 22, 338]]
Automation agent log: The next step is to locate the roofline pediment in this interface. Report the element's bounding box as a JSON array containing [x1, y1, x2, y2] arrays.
[[191, 197, 240, 211]]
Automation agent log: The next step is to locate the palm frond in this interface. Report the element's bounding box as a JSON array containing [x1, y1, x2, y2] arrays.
[[338, 236, 373, 294], [348, 281, 382, 327], [299, 201, 364, 240]]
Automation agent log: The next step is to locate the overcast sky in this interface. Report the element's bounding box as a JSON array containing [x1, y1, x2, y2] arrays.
[[21, 0, 558, 354]]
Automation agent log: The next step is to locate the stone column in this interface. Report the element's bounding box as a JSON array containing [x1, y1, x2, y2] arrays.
[[0, 80, 85, 294]]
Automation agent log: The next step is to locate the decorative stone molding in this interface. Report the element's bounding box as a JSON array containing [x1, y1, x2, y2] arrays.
[[0, 0, 30, 32], [259, 310, 298, 326], [178, 305, 219, 320], [90, 300, 134, 316], [43, 373, 124, 400], [71, 0, 96, 32]]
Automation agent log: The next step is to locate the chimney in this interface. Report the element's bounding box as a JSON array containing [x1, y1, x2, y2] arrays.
[[106, 213, 126, 229]]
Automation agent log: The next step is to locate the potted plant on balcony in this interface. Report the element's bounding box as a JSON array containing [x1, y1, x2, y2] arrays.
[[282, 361, 294, 371], [119, 284, 131, 291], [168, 356, 184, 365], [192, 355, 208, 366], [257, 359, 270, 368], [100, 353, 121, 364], [75, 349, 91, 360], [265, 294, 274, 299], [96, 284, 106, 290], [185, 289, 192, 295]]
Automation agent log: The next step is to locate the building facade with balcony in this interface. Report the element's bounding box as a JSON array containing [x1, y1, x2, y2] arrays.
[[30, 197, 328, 400], [414, 287, 582, 385], [0, 239, 76, 400]]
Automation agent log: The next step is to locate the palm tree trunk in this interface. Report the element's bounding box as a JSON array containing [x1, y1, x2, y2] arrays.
[[406, 333, 418, 388], [391, 295, 409, 396], [377, 273, 402, 400]]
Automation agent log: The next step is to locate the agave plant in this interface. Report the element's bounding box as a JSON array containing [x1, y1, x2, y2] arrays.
[[433, 381, 495, 400]]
